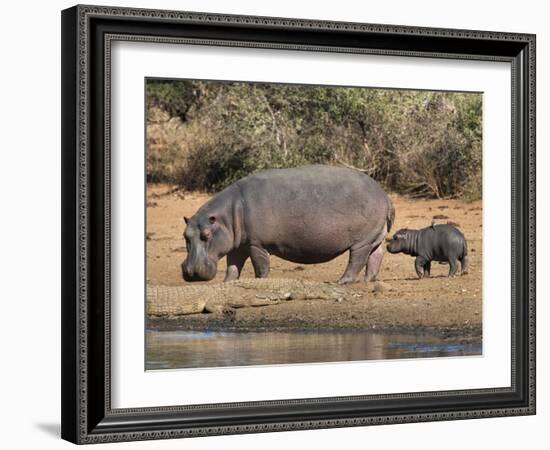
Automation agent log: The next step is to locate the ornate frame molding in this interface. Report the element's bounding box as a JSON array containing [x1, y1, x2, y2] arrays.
[[61, 5, 536, 444]]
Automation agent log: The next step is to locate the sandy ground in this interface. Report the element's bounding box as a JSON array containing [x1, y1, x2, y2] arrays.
[[146, 184, 482, 335]]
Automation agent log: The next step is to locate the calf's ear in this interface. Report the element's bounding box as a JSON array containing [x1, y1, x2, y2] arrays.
[[183, 216, 189, 224]]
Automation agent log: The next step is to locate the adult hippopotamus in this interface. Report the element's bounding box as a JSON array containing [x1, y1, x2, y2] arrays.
[[386, 223, 469, 278], [181, 164, 394, 284]]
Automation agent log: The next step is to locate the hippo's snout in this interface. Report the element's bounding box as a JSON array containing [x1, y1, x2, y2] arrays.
[[386, 240, 399, 254], [181, 259, 217, 282]]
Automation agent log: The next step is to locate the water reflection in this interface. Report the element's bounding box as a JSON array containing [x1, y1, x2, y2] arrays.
[[146, 330, 481, 370]]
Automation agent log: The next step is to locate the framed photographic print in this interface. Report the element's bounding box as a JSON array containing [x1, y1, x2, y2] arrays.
[[61, 4, 536, 444]]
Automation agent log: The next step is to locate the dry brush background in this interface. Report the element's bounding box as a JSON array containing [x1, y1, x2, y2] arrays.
[[146, 80, 482, 200]]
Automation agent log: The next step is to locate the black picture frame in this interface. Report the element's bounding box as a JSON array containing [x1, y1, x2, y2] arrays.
[[61, 4, 536, 444]]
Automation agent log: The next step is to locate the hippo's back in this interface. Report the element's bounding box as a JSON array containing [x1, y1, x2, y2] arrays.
[[238, 164, 386, 203], [236, 165, 390, 263]]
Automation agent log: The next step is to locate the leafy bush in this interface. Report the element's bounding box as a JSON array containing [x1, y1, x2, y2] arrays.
[[146, 79, 482, 199]]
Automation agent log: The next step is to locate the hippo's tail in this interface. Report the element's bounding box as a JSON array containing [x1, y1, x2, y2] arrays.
[[386, 196, 395, 233]]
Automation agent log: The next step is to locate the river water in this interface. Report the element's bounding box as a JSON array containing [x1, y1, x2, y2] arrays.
[[146, 329, 481, 370]]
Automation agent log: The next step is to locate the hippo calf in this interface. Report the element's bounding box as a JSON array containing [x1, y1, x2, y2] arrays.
[[386, 223, 468, 278], [181, 164, 394, 284]]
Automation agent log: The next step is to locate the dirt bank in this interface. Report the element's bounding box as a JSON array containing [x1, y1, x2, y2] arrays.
[[146, 184, 482, 335]]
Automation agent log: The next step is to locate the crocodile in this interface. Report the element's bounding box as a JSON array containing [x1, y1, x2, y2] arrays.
[[147, 278, 348, 317]]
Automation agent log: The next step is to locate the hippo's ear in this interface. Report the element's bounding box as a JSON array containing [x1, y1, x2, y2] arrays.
[[183, 216, 189, 225]]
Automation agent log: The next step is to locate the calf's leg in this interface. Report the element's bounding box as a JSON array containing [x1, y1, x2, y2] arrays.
[[415, 256, 427, 279], [423, 261, 431, 277], [448, 258, 459, 277], [460, 255, 469, 275]]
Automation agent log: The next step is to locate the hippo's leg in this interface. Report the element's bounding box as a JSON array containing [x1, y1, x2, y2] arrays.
[[415, 256, 427, 279], [460, 255, 469, 275], [423, 261, 431, 277], [224, 248, 250, 282], [448, 258, 459, 277], [250, 245, 270, 278], [365, 244, 384, 282], [338, 243, 372, 284]]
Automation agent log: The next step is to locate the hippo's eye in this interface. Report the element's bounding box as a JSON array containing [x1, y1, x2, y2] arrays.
[[208, 216, 216, 224]]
